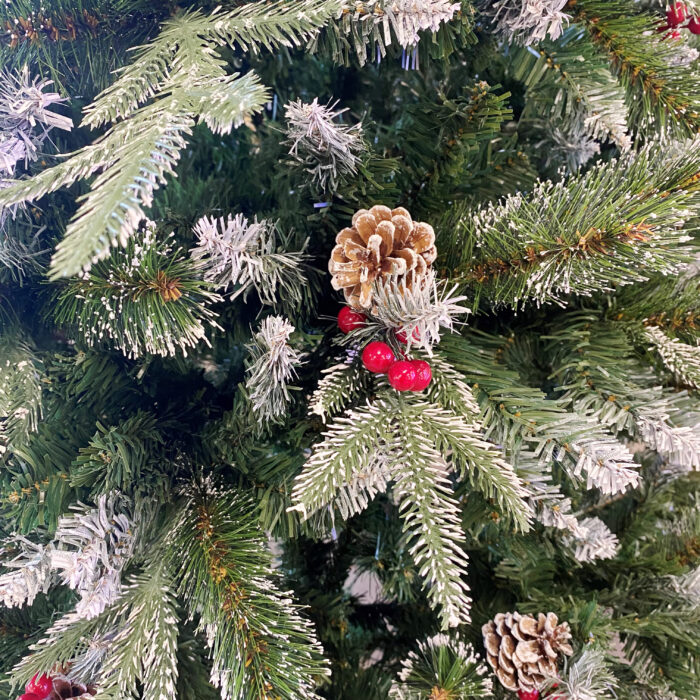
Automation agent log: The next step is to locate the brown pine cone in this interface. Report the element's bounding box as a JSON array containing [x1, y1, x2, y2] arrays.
[[481, 611, 573, 692], [329, 204, 437, 309], [47, 674, 97, 699]]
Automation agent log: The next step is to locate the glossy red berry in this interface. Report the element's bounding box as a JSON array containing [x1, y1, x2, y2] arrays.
[[388, 361, 418, 391], [337, 306, 366, 334], [396, 327, 421, 344], [666, 28, 683, 39], [362, 342, 396, 373], [517, 690, 540, 700], [26, 674, 52, 698], [410, 360, 432, 391], [19, 694, 42, 700], [667, 1, 686, 26], [689, 15, 700, 33]]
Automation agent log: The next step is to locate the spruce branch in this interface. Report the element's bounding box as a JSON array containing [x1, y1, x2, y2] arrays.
[[313, 1, 464, 66], [563, 517, 620, 563], [308, 358, 371, 423], [392, 408, 473, 628], [440, 333, 642, 495], [0, 0, 326, 277], [53, 222, 222, 359], [508, 29, 631, 152], [70, 412, 168, 496], [291, 387, 531, 627], [389, 633, 493, 699], [167, 482, 329, 700], [93, 559, 179, 700], [452, 142, 699, 309], [50, 494, 135, 620], [573, 0, 700, 136], [81, 1, 342, 129]]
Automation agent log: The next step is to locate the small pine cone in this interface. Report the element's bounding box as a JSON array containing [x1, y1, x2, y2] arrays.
[[48, 674, 97, 699], [329, 204, 437, 309], [482, 611, 573, 692]]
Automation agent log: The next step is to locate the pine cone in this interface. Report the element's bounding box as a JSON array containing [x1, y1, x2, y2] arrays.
[[47, 674, 97, 699], [329, 204, 437, 309], [482, 611, 573, 692]]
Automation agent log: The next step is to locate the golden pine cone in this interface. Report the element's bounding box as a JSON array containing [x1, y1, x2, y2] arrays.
[[481, 611, 573, 692], [329, 204, 437, 309]]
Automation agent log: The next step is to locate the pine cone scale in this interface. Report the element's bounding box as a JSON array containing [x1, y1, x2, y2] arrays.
[[482, 611, 573, 693], [329, 204, 436, 309]]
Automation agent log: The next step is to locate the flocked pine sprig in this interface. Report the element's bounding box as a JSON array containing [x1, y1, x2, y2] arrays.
[[541, 648, 618, 700], [0, 66, 72, 177], [245, 315, 304, 425], [308, 358, 372, 423], [481, 0, 571, 45], [318, 1, 462, 66], [191, 213, 312, 313], [166, 480, 330, 700], [0, 329, 43, 447], [0, 535, 53, 608], [369, 270, 470, 355], [284, 98, 366, 191], [49, 493, 135, 620], [644, 326, 700, 390], [54, 221, 222, 359], [389, 633, 493, 699], [564, 516, 620, 563]]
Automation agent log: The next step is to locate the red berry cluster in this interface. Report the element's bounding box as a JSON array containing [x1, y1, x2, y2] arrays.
[[660, 2, 700, 37], [337, 307, 433, 392], [18, 674, 52, 700]]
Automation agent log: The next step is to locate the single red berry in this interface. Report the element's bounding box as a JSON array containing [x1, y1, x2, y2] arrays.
[[667, 1, 686, 26], [689, 15, 700, 33], [361, 341, 396, 373], [26, 674, 52, 697], [666, 28, 683, 39], [19, 694, 42, 700], [388, 361, 418, 391], [337, 306, 366, 334], [396, 327, 421, 344], [517, 690, 540, 700], [410, 360, 432, 391]]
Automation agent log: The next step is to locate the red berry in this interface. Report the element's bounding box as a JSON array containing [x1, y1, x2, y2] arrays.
[[361, 342, 395, 373], [388, 361, 418, 391], [689, 15, 700, 33], [26, 674, 52, 697], [19, 694, 42, 700], [666, 28, 683, 39], [410, 360, 432, 391], [517, 690, 540, 700], [395, 327, 421, 344], [337, 306, 366, 334], [667, 1, 686, 26]]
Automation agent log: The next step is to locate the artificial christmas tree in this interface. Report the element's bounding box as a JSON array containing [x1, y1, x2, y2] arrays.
[[0, 0, 699, 699]]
